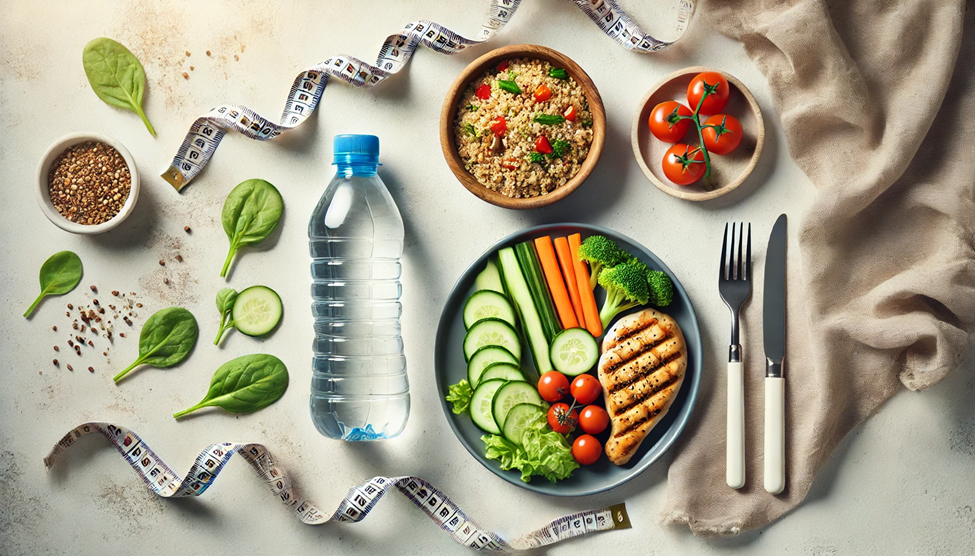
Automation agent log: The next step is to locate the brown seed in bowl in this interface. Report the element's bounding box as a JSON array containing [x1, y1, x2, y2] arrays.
[[48, 142, 131, 225]]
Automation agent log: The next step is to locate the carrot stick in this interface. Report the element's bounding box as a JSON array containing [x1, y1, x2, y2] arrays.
[[534, 236, 579, 329], [569, 233, 603, 337], [554, 236, 586, 326]]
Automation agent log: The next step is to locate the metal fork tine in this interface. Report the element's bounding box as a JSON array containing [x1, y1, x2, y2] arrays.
[[745, 224, 752, 280], [736, 222, 744, 281], [720, 222, 729, 280]]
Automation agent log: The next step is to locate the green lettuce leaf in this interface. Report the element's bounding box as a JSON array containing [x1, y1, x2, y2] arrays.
[[481, 413, 579, 483], [445, 379, 473, 415]]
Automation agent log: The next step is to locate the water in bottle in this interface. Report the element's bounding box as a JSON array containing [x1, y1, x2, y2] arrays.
[[308, 134, 409, 440]]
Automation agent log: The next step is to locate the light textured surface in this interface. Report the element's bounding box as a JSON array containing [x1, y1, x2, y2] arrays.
[[0, 1, 972, 554]]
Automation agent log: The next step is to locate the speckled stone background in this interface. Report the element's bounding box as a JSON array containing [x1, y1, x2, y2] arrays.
[[1, 1, 973, 554]]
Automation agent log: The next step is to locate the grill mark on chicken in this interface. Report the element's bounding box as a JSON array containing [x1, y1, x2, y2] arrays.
[[611, 371, 682, 417], [605, 351, 684, 394], [607, 317, 659, 346], [602, 330, 676, 373]]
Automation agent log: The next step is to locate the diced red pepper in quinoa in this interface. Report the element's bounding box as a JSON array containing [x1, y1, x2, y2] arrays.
[[534, 135, 553, 154], [534, 84, 552, 102], [476, 84, 491, 100], [563, 105, 578, 122], [489, 116, 507, 136], [502, 157, 519, 169], [497, 60, 509, 72]]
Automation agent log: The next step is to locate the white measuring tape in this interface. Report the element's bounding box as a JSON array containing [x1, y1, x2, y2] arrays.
[[161, 0, 695, 190], [45, 422, 631, 550]]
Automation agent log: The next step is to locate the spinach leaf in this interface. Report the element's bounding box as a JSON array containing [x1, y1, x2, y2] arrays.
[[213, 287, 238, 345], [220, 179, 283, 278], [82, 38, 155, 136], [24, 251, 83, 318], [173, 354, 289, 418], [114, 307, 199, 383]]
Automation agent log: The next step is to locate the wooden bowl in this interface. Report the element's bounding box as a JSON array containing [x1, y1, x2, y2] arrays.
[[440, 44, 606, 209], [632, 66, 764, 202]]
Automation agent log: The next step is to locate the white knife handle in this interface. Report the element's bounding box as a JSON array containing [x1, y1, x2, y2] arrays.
[[764, 376, 785, 494], [726, 361, 745, 489]]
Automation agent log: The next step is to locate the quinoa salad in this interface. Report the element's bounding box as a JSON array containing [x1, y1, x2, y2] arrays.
[[454, 58, 594, 198]]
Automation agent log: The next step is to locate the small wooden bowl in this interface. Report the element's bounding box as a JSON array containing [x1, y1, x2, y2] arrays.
[[632, 67, 764, 202], [440, 44, 606, 209]]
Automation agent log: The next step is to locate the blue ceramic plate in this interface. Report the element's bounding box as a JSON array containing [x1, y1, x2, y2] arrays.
[[434, 223, 702, 496]]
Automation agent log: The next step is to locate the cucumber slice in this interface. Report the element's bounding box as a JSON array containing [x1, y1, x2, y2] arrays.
[[502, 403, 545, 446], [470, 378, 507, 434], [463, 290, 517, 330], [480, 362, 525, 383], [232, 286, 283, 336], [492, 381, 544, 430], [467, 345, 519, 388], [463, 318, 521, 362], [549, 327, 598, 376], [473, 256, 505, 294]]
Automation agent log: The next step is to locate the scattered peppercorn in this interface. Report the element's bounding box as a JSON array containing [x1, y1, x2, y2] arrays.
[[190, 66, 195, 71], [90, 285, 97, 292], [52, 326, 57, 332], [67, 303, 73, 309], [184, 226, 191, 233], [53, 359, 58, 366], [185, 51, 190, 57], [176, 254, 183, 262], [88, 366, 95, 373], [88, 340, 94, 347], [67, 364, 73, 371], [93, 299, 99, 305], [206, 50, 211, 56], [136, 303, 143, 308], [163, 278, 170, 285], [54, 346, 59, 352], [124, 317, 132, 325], [68, 340, 74, 347], [182, 72, 189, 79]]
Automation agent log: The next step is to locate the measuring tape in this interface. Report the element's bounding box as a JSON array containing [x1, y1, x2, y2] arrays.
[[45, 422, 631, 549], [161, 0, 695, 190]]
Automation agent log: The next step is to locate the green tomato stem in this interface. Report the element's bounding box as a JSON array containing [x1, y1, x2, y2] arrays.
[[173, 402, 207, 419], [23, 293, 45, 318], [113, 358, 144, 383], [691, 85, 714, 186]]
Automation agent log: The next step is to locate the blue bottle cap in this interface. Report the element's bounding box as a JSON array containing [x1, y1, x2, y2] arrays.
[[333, 134, 380, 165]]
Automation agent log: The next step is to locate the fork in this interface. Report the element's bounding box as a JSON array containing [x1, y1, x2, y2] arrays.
[[718, 222, 751, 489]]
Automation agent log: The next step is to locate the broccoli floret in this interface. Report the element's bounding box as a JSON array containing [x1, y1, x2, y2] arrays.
[[598, 261, 650, 328], [578, 235, 633, 290], [647, 269, 674, 307]]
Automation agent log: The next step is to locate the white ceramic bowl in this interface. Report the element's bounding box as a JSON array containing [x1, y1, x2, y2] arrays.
[[36, 132, 140, 234]]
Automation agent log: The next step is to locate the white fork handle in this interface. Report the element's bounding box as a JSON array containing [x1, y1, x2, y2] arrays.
[[726, 361, 745, 489], [764, 376, 785, 494]]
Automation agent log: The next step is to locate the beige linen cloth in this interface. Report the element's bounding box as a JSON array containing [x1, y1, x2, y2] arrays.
[[660, 0, 975, 534]]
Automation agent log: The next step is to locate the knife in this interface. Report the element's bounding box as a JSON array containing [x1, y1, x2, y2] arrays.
[[763, 214, 787, 494]]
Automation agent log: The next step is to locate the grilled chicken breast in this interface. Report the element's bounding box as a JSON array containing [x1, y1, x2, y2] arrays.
[[598, 308, 687, 465]]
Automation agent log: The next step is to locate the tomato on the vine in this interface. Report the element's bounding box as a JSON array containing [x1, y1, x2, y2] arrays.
[[547, 403, 578, 434], [662, 143, 706, 185], [702, 114, 742, 155], [538, 371, 570, 402], [579, 405, 609, 435], [572, 435, 602, 465], [570, 374, 601, 405], [687, 71, 730, 115], [648, 101, 692, 143]]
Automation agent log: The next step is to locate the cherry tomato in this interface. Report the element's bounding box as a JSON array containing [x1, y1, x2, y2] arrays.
[[570, 374, 601, 405], [547, 403, 578, 434], [572, 434, 602, 465], [701, 114, 742, 155], [534, 135, 553, 154], [579, 405, 609, 435], [538, 371, 570, 402], [534, 84, 552, 102], [476, 83, 491, 100], [563, 105, 578, 122], [497, 60, 509, 72], [687, 71, 730, 115], [647, 101, 692, 143], [662, 143, 706, 186], [489, 116, 507, 136]]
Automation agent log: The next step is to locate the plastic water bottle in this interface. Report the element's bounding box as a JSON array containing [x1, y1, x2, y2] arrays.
[[308, 134, 409, 440]]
